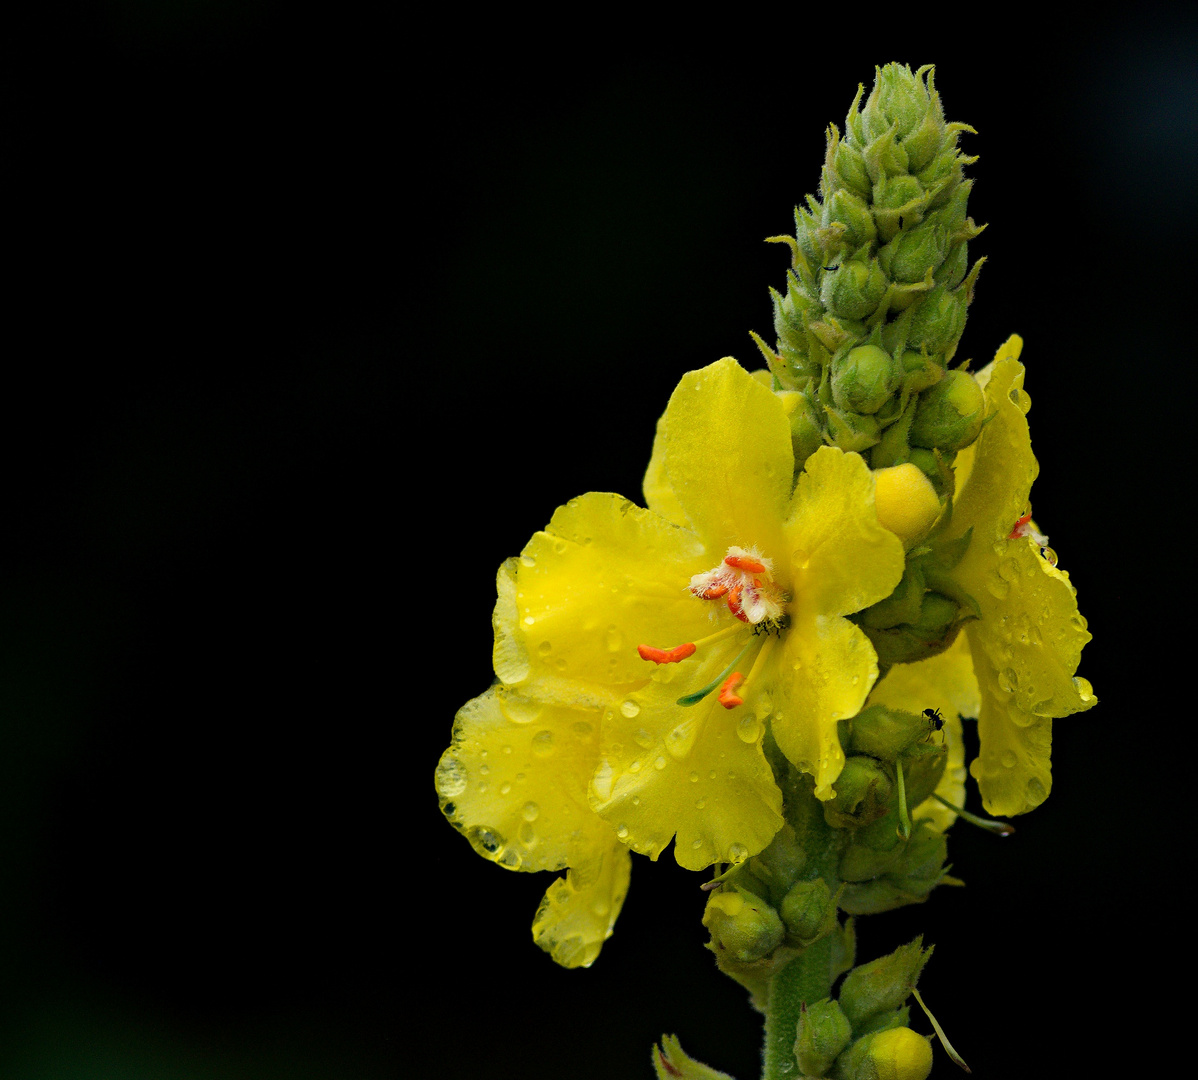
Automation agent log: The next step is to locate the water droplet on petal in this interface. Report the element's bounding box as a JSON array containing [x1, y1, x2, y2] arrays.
[[727, 843, 749, 863], [434, 757, 467, 798], [537, 640, 552, 656], [621, 700, 641, 719], [520, 554, 536, 567], [522, 801, 539, 821], [606, 626, 624, 652], [633, 728, 653, 749], [1001, 750, 1017, 768], [736, 714, 760, 743], [531, 730, 554, 756]]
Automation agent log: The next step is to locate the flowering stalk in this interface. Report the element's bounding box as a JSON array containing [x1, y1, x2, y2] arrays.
[[436, 62, 1095, 1079]]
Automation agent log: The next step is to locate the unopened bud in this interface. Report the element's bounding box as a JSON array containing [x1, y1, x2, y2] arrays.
[[873, 463, 941, 546], [824, 755, 893, 828], [842, 704, 927, 762], [838, 939, 931, 1031], [779, 878, 838, 944], [832, 345, 901, 415], [880, 219, 948, 284], [910, 369, 984, 450], [794, 998, 853, 1077], [821, 258, 889, 320], [906, 285, 967, 357], [837, 1027, 934, 1080], [702, 886, 784, 963]]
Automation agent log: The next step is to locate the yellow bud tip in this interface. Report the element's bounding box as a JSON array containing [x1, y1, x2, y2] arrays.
[[873, 463, 941, 546], [869, 1028, 934, 1080]]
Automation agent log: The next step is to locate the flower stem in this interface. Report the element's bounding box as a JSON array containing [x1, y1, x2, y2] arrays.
[[761, 933, 834, 1080]]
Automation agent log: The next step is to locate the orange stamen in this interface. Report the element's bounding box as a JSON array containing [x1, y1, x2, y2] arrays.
[[696, 582, 729, 600], [637, 642, 697, 665], [1008, 511, 1032, 539], [727, 584, 749, 622], [724, 554, 766, 573], [718, 673, 745, 709]]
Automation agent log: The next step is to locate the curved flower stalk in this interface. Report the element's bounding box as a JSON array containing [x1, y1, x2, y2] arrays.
[[437, 357, 905, 964]]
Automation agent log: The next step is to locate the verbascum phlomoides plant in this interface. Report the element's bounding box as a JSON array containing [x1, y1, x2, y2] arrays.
[[435, 62, 1095, 1080]]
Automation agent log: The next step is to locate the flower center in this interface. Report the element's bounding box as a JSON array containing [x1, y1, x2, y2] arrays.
[[635, 547, 789, 711]]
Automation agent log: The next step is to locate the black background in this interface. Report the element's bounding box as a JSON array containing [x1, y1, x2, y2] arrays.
[[5, 3, 1194, 1078]]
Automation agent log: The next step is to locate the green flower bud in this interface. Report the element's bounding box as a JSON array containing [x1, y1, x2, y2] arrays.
[[879, 220, 948, 284], [831, 345, 901, 414], [795, 999, 854, 1077], [703, 886, 784, 963], [855, 561, 925, 630], [862, 590, 963, 668], [906, 284, 967, 357], [899, 351, 943, 394], [839, 824, 949, 915], [779, 878, 839, 944], [935, 240, 969, 288], [823, 189, 878, 250], [909, 369, 984, 450], [653, 1035, 741, 1080], [838, 939, 931, 1031], [897, 741, 948, 808], [778, 388, 825, 467], [831, 136, 873, 199], [841, 705, 927, 762], [824, 755, 893, 829], [824, 406, 881, 452], [821, 258, 889, 321], [871, 64, 928, 138]]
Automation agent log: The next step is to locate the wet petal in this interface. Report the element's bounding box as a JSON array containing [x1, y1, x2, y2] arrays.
[[658, 358, 794, 555], [868, 633, 979, 830], [589, 640, 784, 871], [769, 612, 880, 800], [643, 410, 689, 527], [784, 446, 905, 615], [531, 842, 632, 968], [950, 340, 1096, 814], [514, 493, 713, 688], [436, 686, 617, 872]]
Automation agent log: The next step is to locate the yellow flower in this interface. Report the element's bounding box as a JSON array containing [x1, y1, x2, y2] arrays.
[[437, 358, 904, 960], [871, 336, 1096, 819]]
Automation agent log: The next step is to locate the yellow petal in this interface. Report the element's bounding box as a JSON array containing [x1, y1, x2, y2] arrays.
[[514, 493, 712, 689], [643, 410, 689, 528], [659, 358, 794, 555], [531, 843, 632, 968], [949, 342, 1096, 815], [589, 640, 784, 870], [785, 446, 906, 616], [769, 612, 880, 800], [868, 633, 979, 831], [436, 686, 618, 872]]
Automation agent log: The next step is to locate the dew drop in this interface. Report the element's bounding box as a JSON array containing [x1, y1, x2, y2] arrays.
[[692, 839, 704, 849], [631, 795, 640, 806], [1001, 750, 1017, 769], [1026, 776, 1047, 804], [531, 730, 554, 756], [621, 700, 641, 719], [987, 573, 1010, 599], [688, 771, 699, 783], [502, 698, 542, 725], [606, 626, 624, 652], [523, 616, 536, 626], [537, 640, 552, 656], [553, 539, 568, 555], [695, 797, 707, 809], [518, 822, 535, 845], [572, 720, 594, 737], [653, 755, 667, 770], [633, 728, 653, 749], [736, 714, 760, 743], [617, 825, 629, 839], [434, 757, 467, 798], [792, 548, 810, 569], [477, 783, 488, 794], [499, 782, 512, 795], [727, 843, 749, 863], [1072, 676, 1094, 702], [522, 801, 540, 822], [708, 770, 717, 780], [520, 554, 536, 567], [629, 759, 643, 773], [554, 658, 567, 671]]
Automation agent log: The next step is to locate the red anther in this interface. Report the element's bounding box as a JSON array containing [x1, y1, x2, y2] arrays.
[[1008, 511, 1033, 539], [718, 673, 745, 709], [727, 584, 749, 622], [724, 554, 766, 574], [637, 642, 697, 664], [696, 582, 729, 600]]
